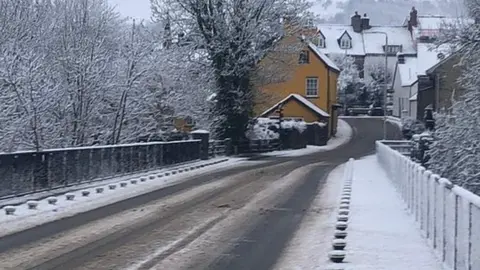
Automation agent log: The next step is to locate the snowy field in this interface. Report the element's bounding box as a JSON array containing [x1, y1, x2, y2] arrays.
[[275, 155, 444, 269], [0, 157, 259, 238], [263, 119, 353, 157]]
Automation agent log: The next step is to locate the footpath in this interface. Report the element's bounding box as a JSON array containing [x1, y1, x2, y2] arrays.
[[275, 155, 444, 270], [344, 155, 444, 269]]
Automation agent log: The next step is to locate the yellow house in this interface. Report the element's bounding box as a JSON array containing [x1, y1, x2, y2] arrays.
[[253, 35, 340, 137], [173, 116, 195, 133]]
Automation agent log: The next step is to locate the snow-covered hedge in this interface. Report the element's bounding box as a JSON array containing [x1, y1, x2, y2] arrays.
[[245, 118, 308, 140]]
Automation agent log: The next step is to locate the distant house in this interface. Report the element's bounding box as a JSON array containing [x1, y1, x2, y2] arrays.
[[315, 11, 416, 82], [391, 43, 452, 118], [417, 52, 464, 118], [253, 31, 340, 138], [172, 116, 195, 133], [390, 7, 469, 120]]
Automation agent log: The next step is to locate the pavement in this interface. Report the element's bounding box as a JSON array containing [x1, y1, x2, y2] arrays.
[[0, 118, 403, 270], [345, 155, 443, 270]]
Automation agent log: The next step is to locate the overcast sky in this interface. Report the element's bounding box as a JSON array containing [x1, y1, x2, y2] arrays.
[[108, 0, 152, 21]]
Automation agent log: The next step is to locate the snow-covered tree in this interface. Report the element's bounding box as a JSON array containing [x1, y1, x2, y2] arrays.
[[426, 0, 480, 194], [150, 0, 313, 142], [366, 63, 392, 107], [332, 55, 366, 107], [0, 0, 217, 151]]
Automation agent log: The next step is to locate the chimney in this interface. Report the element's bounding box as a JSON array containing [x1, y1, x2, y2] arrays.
[[398, 53, 405, 64], [351, 11, 362, 33], [409, 7, 418, 27], [361, 13, 371, 30]]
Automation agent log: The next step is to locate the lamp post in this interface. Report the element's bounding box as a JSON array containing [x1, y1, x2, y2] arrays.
[[367, 31, 388, 140]]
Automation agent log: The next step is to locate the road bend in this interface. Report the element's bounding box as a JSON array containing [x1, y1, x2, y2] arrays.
[[0, 118, 401, 270]]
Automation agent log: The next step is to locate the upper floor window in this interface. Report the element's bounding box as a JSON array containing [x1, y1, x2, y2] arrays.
[[299, 50, 309, 64], [318, 37, 325, 48], [384, 45, 403, 55], [340, 38, 351, 49], [306, 77, 319, 97]]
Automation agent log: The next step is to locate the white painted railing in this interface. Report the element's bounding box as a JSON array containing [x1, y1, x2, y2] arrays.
[[376, 141, 480, 270]]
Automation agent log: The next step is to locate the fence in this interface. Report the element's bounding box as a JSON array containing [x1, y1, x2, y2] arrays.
[[376, 141, 480, 270], [380, 140, 412, 156], [208, 139, 231, 157], [0, 140, 201, 199]]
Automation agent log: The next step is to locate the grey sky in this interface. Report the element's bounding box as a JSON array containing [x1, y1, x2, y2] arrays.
[[108, 0, 152, 21]]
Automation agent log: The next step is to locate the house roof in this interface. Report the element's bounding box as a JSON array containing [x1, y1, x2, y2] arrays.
[[395, 43, 452, 86], [316, 24, 416, 56], [425, 47, 462, 74], [260, 93, 330, 118], [363, 27, 416, 55], [308, 42, 340, 73], [409, 93, 417, 101], [316, 25, 364, 55]]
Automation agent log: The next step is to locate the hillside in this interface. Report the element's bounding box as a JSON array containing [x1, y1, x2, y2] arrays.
[[311, 0, 467, 25]]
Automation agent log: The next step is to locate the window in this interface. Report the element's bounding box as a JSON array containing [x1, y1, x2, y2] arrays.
[[299, 50, 309, 64], [306, 77, 318, 97], [185, 116, 195, 126], [340, 38, 351, 49], [384, 45, 402, 54], [318, 37, 325, 48]]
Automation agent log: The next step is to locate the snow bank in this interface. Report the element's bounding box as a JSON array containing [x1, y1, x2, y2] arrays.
[[190, 129, 209, 134], [263, 119, 353, 157], [0, 157, 257, 238]]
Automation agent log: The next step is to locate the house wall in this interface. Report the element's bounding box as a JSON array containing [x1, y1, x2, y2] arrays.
[[253, 36, 337, 126], [432, 54, 464, 111], [392, 66, 404, 117], [409, 100, 417, 119], [328, 70, 338, 136]]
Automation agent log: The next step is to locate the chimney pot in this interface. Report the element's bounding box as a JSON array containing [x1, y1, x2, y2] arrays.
[[361, 14, 371, 30], [409, 6, 418, 27], [351, 11, 362, 32]]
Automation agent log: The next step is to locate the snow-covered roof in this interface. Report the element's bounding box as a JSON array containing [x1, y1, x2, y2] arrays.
[[260, 93, 330, 118], [308, 42, 340, 72], [363, 27, 416, 54], [416, 43, 451, 76], [417, 15, 465, 30], [396, 43, 452, 86], [317, 25, 365, 56], [317, 24, 416, 56]]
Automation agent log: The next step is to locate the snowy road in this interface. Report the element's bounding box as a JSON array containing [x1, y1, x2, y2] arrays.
[[0, 118, 402, 270]]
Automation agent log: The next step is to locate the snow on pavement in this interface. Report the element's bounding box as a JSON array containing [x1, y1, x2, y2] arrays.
[[274, 155, 444, 269], [344, 155, 444, 270], [0, 157, 257, 238], [264, 119, 353, 157], [273, 163, 346, 270]]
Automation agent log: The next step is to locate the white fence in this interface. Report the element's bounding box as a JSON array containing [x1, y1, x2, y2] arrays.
[[376, 141, 480, 270]]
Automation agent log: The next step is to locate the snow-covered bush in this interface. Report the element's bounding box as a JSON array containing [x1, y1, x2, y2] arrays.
[[401, 117, 426, 139], [246, 117, 307, 140]]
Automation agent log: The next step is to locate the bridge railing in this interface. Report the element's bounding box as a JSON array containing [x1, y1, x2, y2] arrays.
[[376, 141, 480, 270], [0, 140, 201, 199]]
